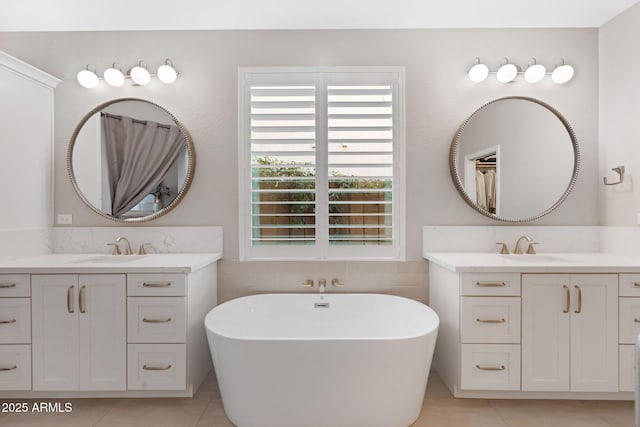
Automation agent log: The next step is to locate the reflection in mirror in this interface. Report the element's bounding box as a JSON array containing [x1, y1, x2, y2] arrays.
[[68, 98, 195, 222], [450, 97, 579, 222]]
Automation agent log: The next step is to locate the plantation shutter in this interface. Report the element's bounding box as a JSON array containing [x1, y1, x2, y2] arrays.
[[249, 81, 317, 245], [327, 74, 394, 245], [240, 68, 404, 260]]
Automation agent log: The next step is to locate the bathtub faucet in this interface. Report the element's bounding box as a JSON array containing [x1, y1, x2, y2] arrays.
[[318, 279, 326, 293]]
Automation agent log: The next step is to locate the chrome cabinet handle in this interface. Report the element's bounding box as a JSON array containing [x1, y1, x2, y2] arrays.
[[142, 318, 172, 323], [0, 283, 16, 288], [79, 285, 86, 314], [574, 285, 582, 314], [475, 318, 506, 323], [67, 285, 75, 314], [475, 365, 506, 371], [142, 364, 172, 371], [475, 281, 507, 287], [142, 282, 171, 288], [0, 319, 17, 324], [562, 285, 570, 313], [0, 365, 17, 371]]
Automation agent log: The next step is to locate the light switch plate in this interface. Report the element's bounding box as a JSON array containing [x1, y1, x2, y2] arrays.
[[57, 214, 73, 225]]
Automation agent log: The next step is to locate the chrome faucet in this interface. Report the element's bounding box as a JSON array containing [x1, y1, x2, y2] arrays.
[[513, 235, 533, 254], [115, 237, 133, 255]]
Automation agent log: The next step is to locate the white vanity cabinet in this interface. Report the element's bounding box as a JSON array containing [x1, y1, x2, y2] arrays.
[[521, 274, 618, 392], [426, 254, 633, 400], [0, 275, 31, 390], [31, 274, 126, 391]]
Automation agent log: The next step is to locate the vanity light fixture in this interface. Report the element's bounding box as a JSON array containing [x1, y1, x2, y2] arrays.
[[468, 58, 489, 83], [103, 63, 125, 87], [157, 59, 178, 84], [496, 58, 518, 83], [524, 59, 546, 83], [468, 57, 574, 84], [551, 59, 575, 84], [76, 59, 179, 88], [130, 61, 151, 86], [76, 65, 99, 89]]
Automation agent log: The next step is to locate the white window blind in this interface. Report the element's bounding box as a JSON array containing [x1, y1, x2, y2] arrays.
[[239, 68, 404, 260]]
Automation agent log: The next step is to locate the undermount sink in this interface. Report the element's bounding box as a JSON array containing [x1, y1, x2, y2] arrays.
[[498, 254, 574, 263], [72, 255, 147, 263]]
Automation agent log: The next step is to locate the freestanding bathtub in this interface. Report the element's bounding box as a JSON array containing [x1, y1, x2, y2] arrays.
[[205, 293, 439, 427]]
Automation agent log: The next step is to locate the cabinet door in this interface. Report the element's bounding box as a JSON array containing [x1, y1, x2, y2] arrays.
[[522, 274, 570, 391], [32, 275, 79, 391], [570, 274, 618, 392], [78, 274, 126, 391]]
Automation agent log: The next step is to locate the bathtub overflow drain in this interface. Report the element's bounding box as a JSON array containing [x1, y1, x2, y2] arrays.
[[314, 302, 330, 308]]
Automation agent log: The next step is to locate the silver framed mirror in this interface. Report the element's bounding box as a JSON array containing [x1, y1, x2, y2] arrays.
[[67, 98, 195, 222], [450, 96, 579, 222]]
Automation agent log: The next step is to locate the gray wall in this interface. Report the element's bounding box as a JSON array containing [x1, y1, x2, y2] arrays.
[[0, 29, 599, 262], [599, 3, 640, 226]]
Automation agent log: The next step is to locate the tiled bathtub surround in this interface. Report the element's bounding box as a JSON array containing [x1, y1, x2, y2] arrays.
[[49, 226, 223, 254], [217, 259, 429, 304]]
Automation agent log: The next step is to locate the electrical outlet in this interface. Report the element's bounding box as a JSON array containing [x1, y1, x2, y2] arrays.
[[57, 214, 73, 225]]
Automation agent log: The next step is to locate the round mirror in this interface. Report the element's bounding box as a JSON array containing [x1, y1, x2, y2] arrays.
[[68, 98, 195, 222], [450, 96, 579, 222]]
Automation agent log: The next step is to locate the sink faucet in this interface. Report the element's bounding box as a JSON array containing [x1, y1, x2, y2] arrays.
[[318, 279, 327, 293], [514, 235, 533, 254], [115, 237, 133, 255]]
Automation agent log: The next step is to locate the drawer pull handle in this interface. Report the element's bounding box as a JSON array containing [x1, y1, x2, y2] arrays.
[[0, 319, 17, 324], [0, 283, 16, 289], [634, 318, 640, 323], [475, 281, 507, 287], [0, 365, 17, 371], [67, 285, 75, 314], [563, 285, 570, 313], [475, 364, 506, 371], [574, 285, 582, 314], [143, 364, 172, 371], [142, 318, 172, 323], [142, 282, 172, 288], [476, 318, 506, 324]]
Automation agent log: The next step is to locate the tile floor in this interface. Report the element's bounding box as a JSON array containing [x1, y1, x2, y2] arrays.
[[0, 372, 634, 426]]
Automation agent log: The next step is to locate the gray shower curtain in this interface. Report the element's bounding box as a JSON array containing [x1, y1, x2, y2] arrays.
[[102, 113, 186, 217]]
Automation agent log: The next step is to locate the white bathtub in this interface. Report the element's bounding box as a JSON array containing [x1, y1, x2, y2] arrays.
[[205, 293, 439, 427]]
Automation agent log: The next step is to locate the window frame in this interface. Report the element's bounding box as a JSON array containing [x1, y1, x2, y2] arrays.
[[238, 66, 405, 261]]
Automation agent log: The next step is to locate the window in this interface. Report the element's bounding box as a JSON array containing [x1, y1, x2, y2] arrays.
[[239, 67, 405, 260]]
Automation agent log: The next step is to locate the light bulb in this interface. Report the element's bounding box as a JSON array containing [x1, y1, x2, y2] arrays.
[[524, 63, 546, 83], [76, 68, 99, 89], [496, 63, 518, 83], [104, 65, 124, 87], [130, 64, 151, 85], [552, 64, 574, 84], [468, 63, 489, 83], [157, 62, 177, 84]]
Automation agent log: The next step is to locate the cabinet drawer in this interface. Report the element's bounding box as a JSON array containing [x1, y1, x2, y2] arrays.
[[127, 344, 186, 390], [461, 344, 521, 390], [0, 345, 31, 390], [461, 297, 521, 344], [0, 275, 30, 297], [461, 273, 520, 296], [127, 274, 185, 297], [619, 274, 640, 296], [0, 299, 30, 344], [128, 297, 186, 343], [619, 298, 640, 344], [619, 345, 634, 392]]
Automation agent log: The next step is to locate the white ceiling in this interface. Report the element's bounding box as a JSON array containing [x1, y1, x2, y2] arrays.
[[1, 0, 638, 31]]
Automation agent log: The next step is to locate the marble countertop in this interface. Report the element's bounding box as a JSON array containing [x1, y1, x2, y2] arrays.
[[0, 253, 222, 274], [423, 252, 640, 273]]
